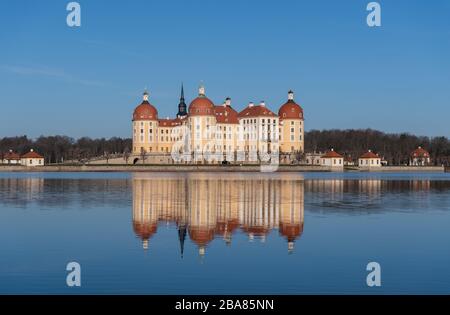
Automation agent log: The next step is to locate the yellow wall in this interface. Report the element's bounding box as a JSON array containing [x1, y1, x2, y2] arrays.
[[279, 119, 304, 153]]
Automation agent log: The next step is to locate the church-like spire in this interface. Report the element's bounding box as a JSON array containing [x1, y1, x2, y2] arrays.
[[177, 83, 188, 118], [178, 224, 187, 258]]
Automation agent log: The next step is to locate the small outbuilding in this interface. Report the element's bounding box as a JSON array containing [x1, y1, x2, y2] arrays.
[[410, 146, 430, 166], [2, 150, 21, 164], [21, 149, 45, 167], [358, 150, 381, 168], [320, 149, 343, 168]]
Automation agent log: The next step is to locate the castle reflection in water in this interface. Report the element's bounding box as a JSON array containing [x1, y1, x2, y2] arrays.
[[0, 174, 442, 257], [132, 173, 305, 256]]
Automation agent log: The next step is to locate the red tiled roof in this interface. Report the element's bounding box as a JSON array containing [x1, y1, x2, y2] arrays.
[[188, 227, 215, 246], [189, 96, 215, 116], [214, 105, 239, 124], [321, 150, 343, 158], [21, 150, 44, 159], [279, 222, 303, 241], [158, 118, 183, 127], [411, 146, 430, 157], [278, 101, 304, 120], [3, 151, 21, 160], [133, 101, 158, 121], [238, 104, 277, 118], [132, 221, 157, 240], [360, 151, 379, 159]]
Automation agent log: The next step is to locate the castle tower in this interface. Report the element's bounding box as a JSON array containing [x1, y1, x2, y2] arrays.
[[278, 90, 304, 153], [177, 83, 188, 118]]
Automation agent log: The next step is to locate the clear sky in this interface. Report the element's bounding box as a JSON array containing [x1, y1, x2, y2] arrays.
[[0, 0, 449, 139]]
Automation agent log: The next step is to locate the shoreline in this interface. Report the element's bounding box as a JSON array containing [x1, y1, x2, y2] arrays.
[[0, 165, 445, 173]]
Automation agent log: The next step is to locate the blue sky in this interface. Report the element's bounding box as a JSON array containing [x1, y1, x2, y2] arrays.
[[0, 0, 449, 138]]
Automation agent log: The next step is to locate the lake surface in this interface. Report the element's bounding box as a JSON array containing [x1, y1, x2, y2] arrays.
[[0, 172, 449, 294]]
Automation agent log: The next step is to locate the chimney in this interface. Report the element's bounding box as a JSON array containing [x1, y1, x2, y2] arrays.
[[248, 102, 254, 108], [225, 97, 231, 107], [260, 101, 266, 107]]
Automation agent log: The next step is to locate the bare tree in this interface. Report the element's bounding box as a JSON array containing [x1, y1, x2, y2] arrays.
[[123, 148, 130, 165], [140, 147, 147, 165]]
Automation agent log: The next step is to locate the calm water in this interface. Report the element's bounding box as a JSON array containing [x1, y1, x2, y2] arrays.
[[0, 172, 449, 294]]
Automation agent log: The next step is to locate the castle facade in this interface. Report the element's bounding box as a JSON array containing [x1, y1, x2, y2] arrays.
[[132, 85, 304, 164]]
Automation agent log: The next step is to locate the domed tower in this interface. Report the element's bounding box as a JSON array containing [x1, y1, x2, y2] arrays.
[[132, 175, 159, 250], [188, 84, 217, 162], [278, 90, 304, 153], [187, 175, 218, 257], [278, 179, 305, 253], [132, 90, 159, 157]]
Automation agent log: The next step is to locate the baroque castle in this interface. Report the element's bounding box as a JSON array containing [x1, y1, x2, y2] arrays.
[[132, 85, 304, 164]]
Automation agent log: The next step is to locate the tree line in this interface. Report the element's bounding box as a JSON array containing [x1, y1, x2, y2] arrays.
[[0, 135, 132, 164], [1, 129, 449, 165], [305, 129, 450, 165]]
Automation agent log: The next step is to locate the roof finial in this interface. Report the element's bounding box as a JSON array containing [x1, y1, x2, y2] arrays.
[[198, 81, 205, 96], [288, 90, 294, 101], [143, 88, 149, 101]]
